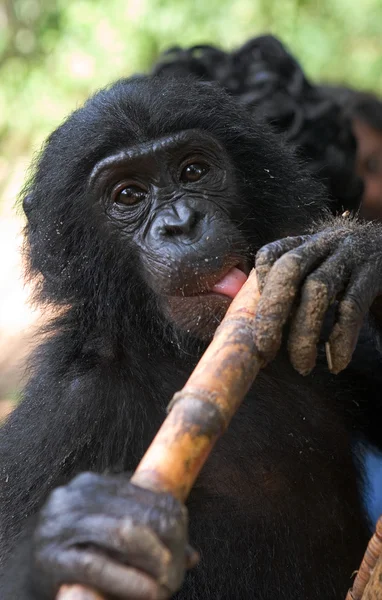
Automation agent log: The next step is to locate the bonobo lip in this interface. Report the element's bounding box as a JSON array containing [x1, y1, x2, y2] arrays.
[[172, 260, 251, 300], [209, 265, 249, 299]]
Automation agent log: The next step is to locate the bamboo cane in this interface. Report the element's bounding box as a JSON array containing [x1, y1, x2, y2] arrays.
[[362, 552, 382, 599], [57, 268, 264, 600], [57, 587, 104, 600], [346, 516, 382, 600]]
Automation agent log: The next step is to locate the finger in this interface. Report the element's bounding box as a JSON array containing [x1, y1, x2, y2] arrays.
[[288, 253, 351, 375], [255, 235, 309, 292], [329, 265, 380, 374], [66, 517, 172, 581], [254, 235, 339, 362], [50, 549, 161, 600]]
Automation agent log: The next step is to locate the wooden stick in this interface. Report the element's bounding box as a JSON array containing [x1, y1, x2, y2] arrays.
[[346, 516, 382, 600], [57, 586, 104, 600], [57, 269, 263, 600], [362, 552, 382, 599]]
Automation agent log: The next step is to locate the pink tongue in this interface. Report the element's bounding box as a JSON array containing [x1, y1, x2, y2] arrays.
[[211, 267, 248, 299]]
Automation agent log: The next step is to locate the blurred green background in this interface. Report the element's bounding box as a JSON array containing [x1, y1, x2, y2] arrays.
[[1, 0, 382, 213]]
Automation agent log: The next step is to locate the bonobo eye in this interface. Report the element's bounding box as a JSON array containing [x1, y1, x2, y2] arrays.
[[180, 162, 209, 183], [112, 183, 148, 206]]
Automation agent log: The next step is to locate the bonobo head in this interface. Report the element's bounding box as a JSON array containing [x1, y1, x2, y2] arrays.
[[22, 76, 326, 343], [88, 128, 250, 336]]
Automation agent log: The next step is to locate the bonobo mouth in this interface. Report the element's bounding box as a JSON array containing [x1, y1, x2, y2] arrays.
[[184, 261, 251, 300], [207, 265, 249, 299], [169, 260, 251, 300], [165, 261, 251, 339]]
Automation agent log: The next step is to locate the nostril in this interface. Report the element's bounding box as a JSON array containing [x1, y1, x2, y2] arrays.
[[163, 224, 186, 236], [161, 210, 199, 237]]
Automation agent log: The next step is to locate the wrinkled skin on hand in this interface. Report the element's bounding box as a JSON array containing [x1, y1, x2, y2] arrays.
[[31, 473, 198, 600], [254, 218, 382, 376]]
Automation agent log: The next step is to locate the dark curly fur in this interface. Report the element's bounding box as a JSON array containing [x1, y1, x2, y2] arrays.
[[153, 35, 363, 212], [320, 84, 382, 132]]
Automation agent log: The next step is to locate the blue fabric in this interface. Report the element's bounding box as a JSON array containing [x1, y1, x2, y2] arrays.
[[365, 450, 382, 526]]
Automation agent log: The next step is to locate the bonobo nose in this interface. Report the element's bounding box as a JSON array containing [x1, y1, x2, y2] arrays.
[[156, 204, 200, 238]]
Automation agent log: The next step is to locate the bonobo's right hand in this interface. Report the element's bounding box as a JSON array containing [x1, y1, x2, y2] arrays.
[[31, 472, 198, 600]]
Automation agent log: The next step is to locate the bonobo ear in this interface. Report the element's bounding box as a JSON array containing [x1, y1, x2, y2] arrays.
[[22, 193, 34, 218]]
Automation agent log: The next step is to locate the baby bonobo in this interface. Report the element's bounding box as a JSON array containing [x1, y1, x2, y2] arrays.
[[1, 76, 382, 600]]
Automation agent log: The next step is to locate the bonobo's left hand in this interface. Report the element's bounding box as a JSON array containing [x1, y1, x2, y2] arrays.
[[254, 219, 382, 375], [31, 473, 197, 600]]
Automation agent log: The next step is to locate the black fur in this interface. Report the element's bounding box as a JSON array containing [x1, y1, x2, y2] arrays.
[[0, 75, 381, 600]]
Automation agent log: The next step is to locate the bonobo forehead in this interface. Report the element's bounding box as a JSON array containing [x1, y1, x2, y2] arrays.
[[39, 76, 264, 192], [89, 129, 225, 184]]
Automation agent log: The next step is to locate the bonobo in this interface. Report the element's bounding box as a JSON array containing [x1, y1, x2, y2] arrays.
[[1, 76, 382, 600]]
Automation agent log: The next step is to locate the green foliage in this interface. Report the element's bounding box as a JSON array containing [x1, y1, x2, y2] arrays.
[[0, 0, 381, 206]]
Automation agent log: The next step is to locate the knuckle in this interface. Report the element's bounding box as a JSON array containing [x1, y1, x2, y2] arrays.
[[256, 238, 298, 265], [303, 276, 329, 299], [255, 332, 282, 361], [255, 245, 275, 266], [161, 514, 186, 539], [341, 297, 363, 321], [119, 516, 141, 536], [159, 493, 186, 518], [42, 485, 71, 516], [69, 471, 102, 489], [276, 250, 302, 270], [266, 252, 302, 285]]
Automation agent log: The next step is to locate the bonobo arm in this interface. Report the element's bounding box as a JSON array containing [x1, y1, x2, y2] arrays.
[[254, 216, 382, 375], [0, 334, 195, 600]]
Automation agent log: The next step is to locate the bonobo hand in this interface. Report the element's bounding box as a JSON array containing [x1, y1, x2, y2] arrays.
[[254, 219, 382, 375], [31, 473, 198, 600]]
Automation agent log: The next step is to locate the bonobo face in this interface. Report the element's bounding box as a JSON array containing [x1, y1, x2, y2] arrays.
[[89, 130, 251, 337]]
